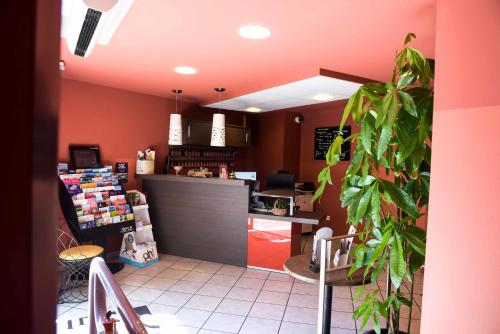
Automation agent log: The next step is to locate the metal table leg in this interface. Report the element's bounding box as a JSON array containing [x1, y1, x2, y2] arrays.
[[322, 285, 333, 334]]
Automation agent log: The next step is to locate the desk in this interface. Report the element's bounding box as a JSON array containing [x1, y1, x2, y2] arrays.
[[284, 254, 367, 334]]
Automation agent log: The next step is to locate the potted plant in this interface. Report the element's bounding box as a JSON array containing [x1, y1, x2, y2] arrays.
[[313, 33, 433, 334]]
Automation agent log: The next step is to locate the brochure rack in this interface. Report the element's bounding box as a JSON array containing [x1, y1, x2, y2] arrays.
[[119, 191, 159, 267]]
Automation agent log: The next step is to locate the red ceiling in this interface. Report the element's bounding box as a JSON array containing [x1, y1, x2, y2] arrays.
[[60, 0, 436, 104]]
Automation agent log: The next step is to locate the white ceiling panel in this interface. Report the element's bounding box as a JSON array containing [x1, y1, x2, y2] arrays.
[[204, 75, 362, 113]]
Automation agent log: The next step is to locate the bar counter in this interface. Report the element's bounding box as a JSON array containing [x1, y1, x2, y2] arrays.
[[140, 175, 249, 266]]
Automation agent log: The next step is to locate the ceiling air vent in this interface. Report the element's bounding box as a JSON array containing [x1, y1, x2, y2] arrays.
[[61, 0, 134, 58], [74, 8, 102, 57]]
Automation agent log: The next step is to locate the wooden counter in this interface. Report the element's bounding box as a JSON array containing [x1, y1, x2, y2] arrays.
[[248, 211, 325, 225], [141, 175, 249, 267]]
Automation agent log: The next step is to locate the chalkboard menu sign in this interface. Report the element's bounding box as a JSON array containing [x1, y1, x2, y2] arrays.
[[314, 126, 351, 161]]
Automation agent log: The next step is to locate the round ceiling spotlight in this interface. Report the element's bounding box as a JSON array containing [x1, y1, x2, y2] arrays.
[[238, 25, 271, 40], [245, 107, 262, 113], [174, 66, 197, 75], [312, 93, 335, 101]]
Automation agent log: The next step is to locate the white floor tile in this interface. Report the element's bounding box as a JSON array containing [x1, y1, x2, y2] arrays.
[[242, 268, 270, 280], [171, 260, 201, 270], [142, 277, 178, 290], [184, 295, 222, 311], [248, 302, 286, 320], [197, 283, 232, 298], [216, 265, 245, 277], [215, 298, 253, 316], [202, 312, 245, 333], [239, 317, 281, 334], [332, 287, 352, 299], [331, 311, 356, 330], [283, 306, 318, 325], [198, 330, 228, 334], [268, 272, 295, 282], [235, 277, 266, 290], [226, 287, 260, 301], [154, 291, 193, 307], [291, 282, 319, 295], [331, 298, 354, 313], [119, 273, 152, 286], [193, 261, 224, 273], [287, 293, 318, 309], [120, 284, 139, 295], [147, 303, 180, 315], [127, 287, 164, 303], [256, 290, 290, 306], [169, 280, 204, 294], [207, 274, 239, 286], [262, 280, 293, 293], [157, 268, 190, 280], [182, 271, 214, 283], [175, 307, 212, 328], [56, 304, 73, 316], [279, 321, 316, 334]]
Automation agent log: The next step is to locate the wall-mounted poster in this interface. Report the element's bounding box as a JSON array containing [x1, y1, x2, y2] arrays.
[[314, 126, 351, 161]]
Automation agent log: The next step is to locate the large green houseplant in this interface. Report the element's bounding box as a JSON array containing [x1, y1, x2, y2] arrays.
[[313, 33, 433, 334]]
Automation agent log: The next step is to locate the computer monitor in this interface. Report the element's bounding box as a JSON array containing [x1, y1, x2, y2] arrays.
[[266, 171, 295, 190], [235, 171, 257, 181]]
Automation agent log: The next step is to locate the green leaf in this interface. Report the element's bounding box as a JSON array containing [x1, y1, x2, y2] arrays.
[[397, 73, 416, 89], [340, 187, 362, 207], [381, 180, 420, 218], [340, 91, 358, 130], [401, 226, 426, 255], [389, 233, 406, 289], [354, 187, 372, 224], [409, 251, 425, 274], [376, 123, 392, 160], [360, 116, 373, 154], [312, 181, 326, 202], [371, 249, 387, 284], [357, 175, 377, 187], [370, 185, 381, 227], [399, 91, 418, 117]]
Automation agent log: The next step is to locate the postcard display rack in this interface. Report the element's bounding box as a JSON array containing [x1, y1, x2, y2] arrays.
[[119, 191, 159, 267], [59, 167, 136, 273]]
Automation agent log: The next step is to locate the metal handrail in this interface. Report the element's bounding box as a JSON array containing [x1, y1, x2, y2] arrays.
[[88, 257, 148, 334]]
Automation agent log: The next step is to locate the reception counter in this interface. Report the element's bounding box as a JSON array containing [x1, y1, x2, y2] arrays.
[[140, 174, 325, 271], [141, 175, 250, 266]]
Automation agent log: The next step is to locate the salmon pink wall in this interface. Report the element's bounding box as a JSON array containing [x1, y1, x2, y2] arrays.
[[59, 79, 189, 189], [421, 0, 500, 332]]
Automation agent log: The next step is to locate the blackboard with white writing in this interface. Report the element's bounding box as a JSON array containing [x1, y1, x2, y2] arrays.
[[314, 126, 351, 161]]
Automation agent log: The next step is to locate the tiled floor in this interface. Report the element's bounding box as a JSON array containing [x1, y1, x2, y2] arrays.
[[57, 241, 423, 333]]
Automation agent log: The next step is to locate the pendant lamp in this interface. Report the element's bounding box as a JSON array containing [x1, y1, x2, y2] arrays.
[[168, 89, 183, 146], [210, 88, 226, 147]]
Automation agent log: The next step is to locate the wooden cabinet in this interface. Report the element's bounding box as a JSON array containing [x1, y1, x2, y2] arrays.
[[183, 120, 250, 147], [183, 120, 212, 146], [226, 125, 250, 147]]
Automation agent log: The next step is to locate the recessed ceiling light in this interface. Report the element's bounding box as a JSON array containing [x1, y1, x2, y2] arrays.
[[174, 66, 197, 75], [245, 107, 262, 113], [238, 25, 271, 40], [312, 93, 335, 101]]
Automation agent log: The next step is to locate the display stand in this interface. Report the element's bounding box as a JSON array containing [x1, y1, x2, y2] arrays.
[[119, 191, 159, 267], [58, 167, 136, 273]]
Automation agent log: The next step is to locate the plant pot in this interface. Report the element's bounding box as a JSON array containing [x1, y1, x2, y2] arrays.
[[363, 330, 407, 334]]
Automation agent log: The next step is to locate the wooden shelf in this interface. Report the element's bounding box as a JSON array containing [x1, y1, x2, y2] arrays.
[[168, 157, 234, 161]]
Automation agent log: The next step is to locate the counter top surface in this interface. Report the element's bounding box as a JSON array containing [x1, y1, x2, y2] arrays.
[[249, 211, 326, 225], [138, 174, 248, 186]]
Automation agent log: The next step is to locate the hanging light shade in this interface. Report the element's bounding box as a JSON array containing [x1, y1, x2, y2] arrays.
[[168, 89, 183, 146], [211, 88, 226, 147]]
